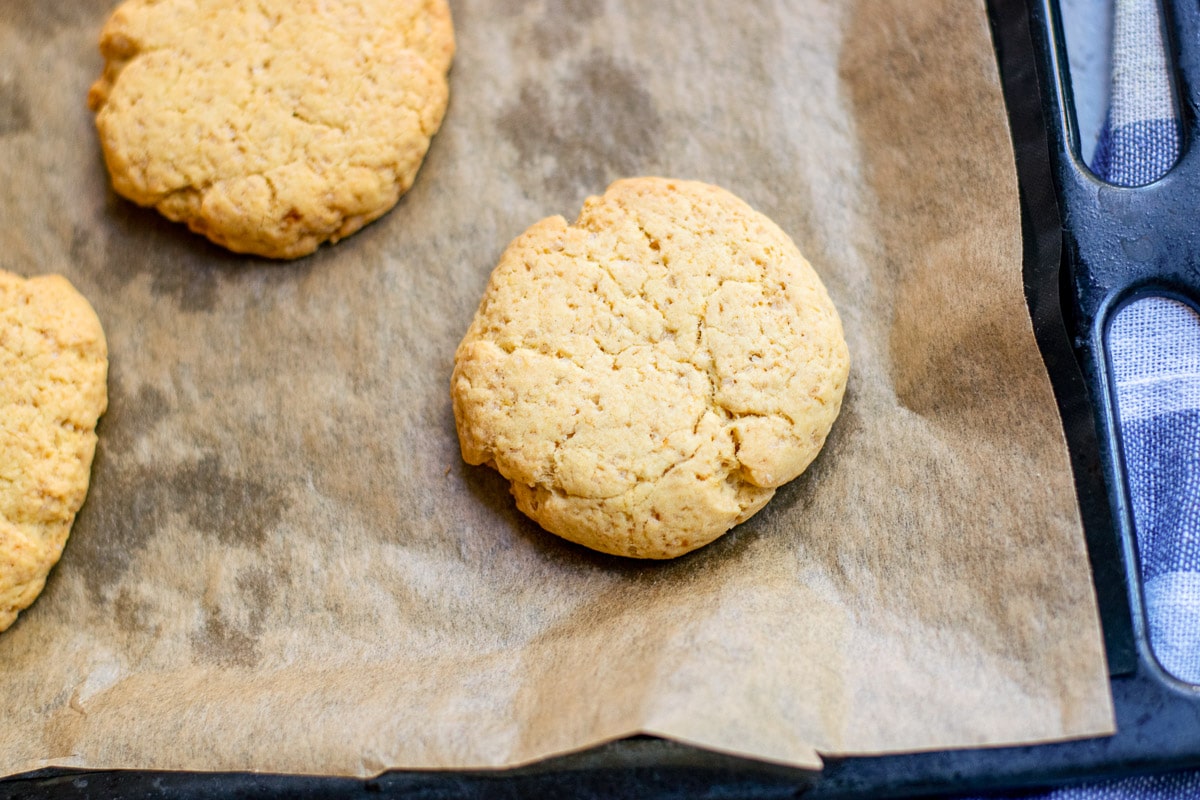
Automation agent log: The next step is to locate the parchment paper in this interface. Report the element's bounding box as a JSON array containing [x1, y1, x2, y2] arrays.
[[0, 0, 1114, 777]]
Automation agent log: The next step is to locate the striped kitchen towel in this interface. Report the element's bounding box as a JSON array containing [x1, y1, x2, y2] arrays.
[[963, 0, 1200, 796], [1099, 0, 1199, 690]]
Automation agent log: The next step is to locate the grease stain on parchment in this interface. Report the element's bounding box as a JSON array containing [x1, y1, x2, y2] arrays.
[[498, 52, 662, 199], [80, 197, 317, 313], [72, 371, 291, 607], [0, 76, 30, 136], [190, 562, 290, 669], [189, 562, 291, 668], [517, 0, 605, 59], [112, 586, 156, 637]]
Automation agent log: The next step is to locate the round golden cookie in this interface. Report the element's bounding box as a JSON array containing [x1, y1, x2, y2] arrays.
[[87, 0, 455, 260], [452, 178, 849, 559], [1, 270, 108, 632]]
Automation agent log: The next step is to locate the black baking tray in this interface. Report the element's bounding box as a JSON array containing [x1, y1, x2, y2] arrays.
[[5, 1, 1200, 797]]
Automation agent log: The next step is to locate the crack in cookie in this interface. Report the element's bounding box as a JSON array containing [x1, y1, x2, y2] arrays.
[[452, 178, 849, 559], [1, 271, 108, 631], [87, 0, 454, 260]]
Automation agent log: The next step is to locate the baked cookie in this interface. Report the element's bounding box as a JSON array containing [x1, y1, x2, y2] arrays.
[[1, 271, 108, 632], [452, 178, 849, 559], [87, 0, 455, 260]]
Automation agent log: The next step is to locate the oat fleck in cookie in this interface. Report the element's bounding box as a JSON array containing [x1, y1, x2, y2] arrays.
[[1, 271, 108, 632], [452, 178, 850, 559], [87, 0, 455, 260]]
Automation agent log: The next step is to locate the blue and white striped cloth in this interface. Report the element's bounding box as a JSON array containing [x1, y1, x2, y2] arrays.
[[1110, 299, 1200, 688], [1091, 0, 1182, 185], [966, 1, 1200, 796], [1098, 0, 1200, 693], [1092, 4, 1200, 795]]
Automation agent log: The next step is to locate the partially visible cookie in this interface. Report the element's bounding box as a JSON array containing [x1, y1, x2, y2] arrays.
[[88, 0, 455, 260], [1, 271, 108, 632], [452, 178, 849, 559]]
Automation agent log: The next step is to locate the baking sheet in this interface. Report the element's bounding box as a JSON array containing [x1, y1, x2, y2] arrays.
[[0, 0, 1113, 777]]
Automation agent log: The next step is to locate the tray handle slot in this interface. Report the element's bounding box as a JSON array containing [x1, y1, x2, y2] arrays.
[[1104, 290, 1200, 688]]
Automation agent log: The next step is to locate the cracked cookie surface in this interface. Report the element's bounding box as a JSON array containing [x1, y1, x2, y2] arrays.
[[88, 0, 454, 260], [1, 270, 108, 632], [452, 178, 849, 559]]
